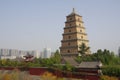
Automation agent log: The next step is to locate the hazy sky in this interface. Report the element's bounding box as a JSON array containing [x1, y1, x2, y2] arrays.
[[0, 0, 120, 54]]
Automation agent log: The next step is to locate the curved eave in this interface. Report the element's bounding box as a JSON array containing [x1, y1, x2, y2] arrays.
[[61, 39, 89, 42], [60, 46, 78, 49], [67, 13, 82, 17], [62, 32, 87, 35], [64, 26, 85, 29], [65, 20, 84, 23]]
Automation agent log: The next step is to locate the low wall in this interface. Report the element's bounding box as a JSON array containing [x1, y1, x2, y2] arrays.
[[0, 67, 100, 80], [29, 67, 48, 75], [29, 67, 100, 80]]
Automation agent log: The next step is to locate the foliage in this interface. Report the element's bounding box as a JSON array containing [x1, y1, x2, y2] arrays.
[[0, 68, 32, 80], [41, 71, 57, 80], [78, 43, 90, 56], [51, 50, 61, 64], [63, 63, 74, 71], [0, 59, 23, 67], [76, 49, 120, 65], [92, 49, 120, 65], [102, 65, 120, 77], [3, 73, 11, 80], [41, 71, 79, 80], [100, 75, 118, 80]]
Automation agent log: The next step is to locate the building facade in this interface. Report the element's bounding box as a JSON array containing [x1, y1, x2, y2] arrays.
[[60, 9, 89, 55]]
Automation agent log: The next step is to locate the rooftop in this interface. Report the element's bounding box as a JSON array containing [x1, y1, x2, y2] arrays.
[[77, 61, 102, 68]]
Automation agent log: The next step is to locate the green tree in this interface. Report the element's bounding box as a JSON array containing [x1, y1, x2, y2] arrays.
[[51, 50, 61, 64], [78, 43, 90, 56]]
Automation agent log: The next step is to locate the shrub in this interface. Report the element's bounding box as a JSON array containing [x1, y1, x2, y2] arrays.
[[41, 71, 57, 80], [100, 75, 118, 80]]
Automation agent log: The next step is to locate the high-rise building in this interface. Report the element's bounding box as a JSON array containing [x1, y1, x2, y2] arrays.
[[0, 49, 10, 56], [60, 8, 89, 55], [29, 50, 40, 58], [9, 49, 19, 56], [41, 48, 51, 58], [0, 49, 17, 59]]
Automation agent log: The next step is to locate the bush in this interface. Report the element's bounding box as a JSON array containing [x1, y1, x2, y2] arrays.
[[100, 75, 118, 80]]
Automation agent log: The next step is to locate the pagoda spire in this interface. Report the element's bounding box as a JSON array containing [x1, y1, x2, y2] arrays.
[[72, 8, 76, 13], [69, 8, 77, 16]]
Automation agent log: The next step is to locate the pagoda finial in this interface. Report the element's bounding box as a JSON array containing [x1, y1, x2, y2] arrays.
[[72, 8, 76, 13]]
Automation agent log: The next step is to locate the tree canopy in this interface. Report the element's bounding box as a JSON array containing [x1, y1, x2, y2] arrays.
[[78, 43, 90, 56]]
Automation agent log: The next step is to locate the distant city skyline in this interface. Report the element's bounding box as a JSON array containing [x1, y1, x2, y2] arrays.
[[0, 48, 40, 59], [0, 0, 120, 54], [0, 48, 52, 59]]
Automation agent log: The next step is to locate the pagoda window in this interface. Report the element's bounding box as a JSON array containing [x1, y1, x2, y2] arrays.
[[68, 50, 70, 53], [80, 30, 82, 32], [81, 36, 83, 39], [68, 36, 71, 39], [69, 30, 71, 32], [68, 43, 70, 46], [70, 18, 72, 21]]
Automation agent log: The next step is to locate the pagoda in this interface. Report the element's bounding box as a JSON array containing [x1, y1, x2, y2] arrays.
[[60, 8, 89, 55]]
